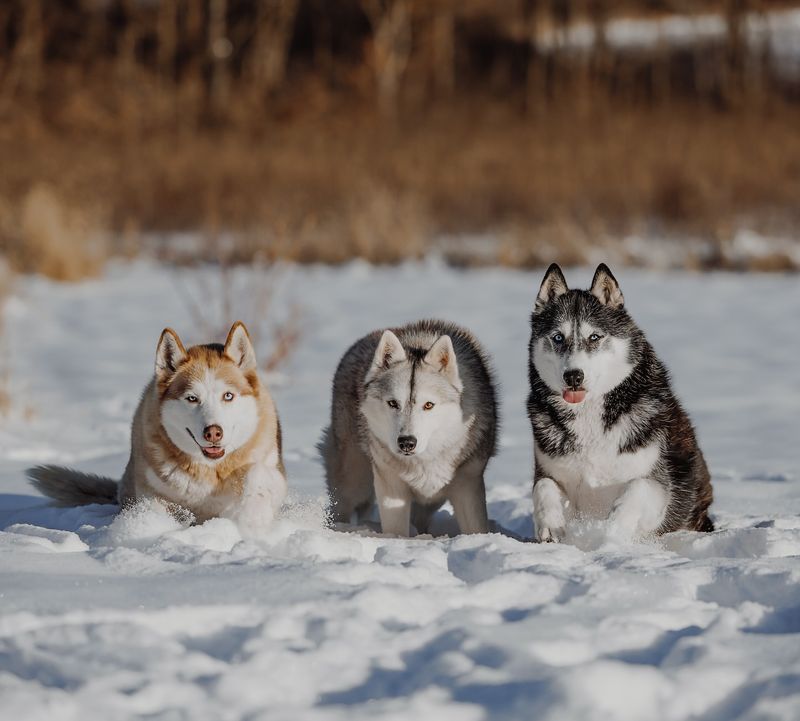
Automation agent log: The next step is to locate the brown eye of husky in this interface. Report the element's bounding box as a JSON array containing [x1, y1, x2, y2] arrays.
[[423, 401, 435, 411], [387, 400, 399, 409], [186, 395, 199, 404], [223, 391, 235, 402]]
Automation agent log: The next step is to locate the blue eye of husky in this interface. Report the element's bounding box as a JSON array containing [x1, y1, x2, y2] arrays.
[[589, 333, 603, 342], [552, 333, 564, 344], [387, 400, 399, 409], [223, 392, 235, 402], [186, 395, 199, 404]]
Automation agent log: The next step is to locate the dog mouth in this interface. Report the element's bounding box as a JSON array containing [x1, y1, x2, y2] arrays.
[[562, 388, 587, 404], [186, 429, 226, 460]]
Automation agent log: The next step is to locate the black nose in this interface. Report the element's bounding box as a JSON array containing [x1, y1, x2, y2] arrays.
[[397, 435, 417, 454], [563, 369, 584, 388]]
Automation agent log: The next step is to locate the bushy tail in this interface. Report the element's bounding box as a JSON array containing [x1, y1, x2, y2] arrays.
[[316, 426, 332, 478], [26, 465, 119, 507]]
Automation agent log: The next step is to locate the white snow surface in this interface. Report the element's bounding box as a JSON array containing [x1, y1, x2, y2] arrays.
[[1, 260, 799, 721]]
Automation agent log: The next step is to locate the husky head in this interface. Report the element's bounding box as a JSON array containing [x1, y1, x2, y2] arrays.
[[362, 330, 464, 457], [531, 263, 638, 405], [155, 322, 262, 463]]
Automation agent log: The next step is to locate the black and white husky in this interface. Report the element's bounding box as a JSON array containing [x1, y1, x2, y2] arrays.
[[321, 320, 498, 537], [528, 263, 713, 542]]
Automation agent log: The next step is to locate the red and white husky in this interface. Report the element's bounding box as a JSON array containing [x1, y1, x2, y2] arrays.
[[28, 322, 287, 530]]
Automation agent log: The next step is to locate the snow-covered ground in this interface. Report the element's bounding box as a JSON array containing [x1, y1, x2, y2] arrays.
[[1, 260, 798, 721]]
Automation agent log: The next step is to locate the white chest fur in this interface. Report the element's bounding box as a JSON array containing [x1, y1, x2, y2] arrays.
[[535, 398, 661, 517], [398, 452, 459, 500], [369, 435, 467, 502], [145, 464, 224, 511], [144, 446, 286, 525]]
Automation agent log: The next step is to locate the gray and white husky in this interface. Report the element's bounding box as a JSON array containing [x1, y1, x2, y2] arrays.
[[528, 263, 713, 542], [320, 319, 498, 536]]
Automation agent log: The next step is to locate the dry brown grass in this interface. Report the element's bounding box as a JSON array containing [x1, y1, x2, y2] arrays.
[[1, 0, 798, 275], [2, 94, 798, 273], [0, 183, 108, 281]]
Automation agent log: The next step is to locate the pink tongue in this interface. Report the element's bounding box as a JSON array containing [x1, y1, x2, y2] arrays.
[[563, 389, 587, 404], [204, 447, 225, 458]]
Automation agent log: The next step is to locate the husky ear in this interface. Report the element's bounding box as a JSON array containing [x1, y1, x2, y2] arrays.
[[224, 321, 258, 371], [365, 330, 406, 384], [155, 328, 187, 382], [535, 263, 569, 313], [424, 335, 462, 392], [590, 263, 624, 309]]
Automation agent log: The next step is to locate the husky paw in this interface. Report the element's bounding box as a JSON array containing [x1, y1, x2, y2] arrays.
[[536, 526, 565, 543], [229, 466, 287, 537], [606, 477, 668, 541], [533, 478, 568, 545], [228, 496, 278, 537]]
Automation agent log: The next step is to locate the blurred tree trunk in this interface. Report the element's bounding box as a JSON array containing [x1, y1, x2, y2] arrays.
[[724, 0, 748, 106], [209, 0, 232, 119], [14, 0, 45, 100], [581, 0, 610, 115], [158, 0, 179, 85], [81, 1, 108, 68], [549, 0, 572, 105], [157, 0, 179, 126], [750, 0, 771, 110], [311, 0, 335, 85], [181, 0, 206, 130], [523, 0, 547, 114], [654, 39, 672, 106], [431, 0, 455, 96], [588, 0, 610, 85], [116, 0, 142, 136], [251, 0, 300, 96], [361, 0, 413, 118], [0, 4, 14, 86], [116, 0, 138, 84]]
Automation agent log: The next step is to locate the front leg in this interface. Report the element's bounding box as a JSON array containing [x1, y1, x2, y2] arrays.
[[448, 458, 489, 535], [373, 464, 412, 536], [227, 456, 288, 535], [160, 499, 196, 526], [608, 477, 668, 539], [533, 477, 568, 543], [133, 492, 196, 526]]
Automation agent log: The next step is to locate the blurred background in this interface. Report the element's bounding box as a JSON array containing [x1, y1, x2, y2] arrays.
[[1, 0, 800, 280]]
